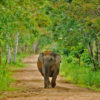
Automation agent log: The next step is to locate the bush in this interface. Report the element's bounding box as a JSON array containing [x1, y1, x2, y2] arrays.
[[0, 65, 14, 93], [0, 52, 27, 93], [60, 55, 100, 91]]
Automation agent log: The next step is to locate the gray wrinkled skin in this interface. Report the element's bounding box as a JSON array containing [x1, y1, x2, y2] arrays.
[[37, 51, 61, 88]]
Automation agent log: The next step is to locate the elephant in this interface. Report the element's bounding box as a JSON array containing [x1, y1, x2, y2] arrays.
[[37, 51, 61, 88]]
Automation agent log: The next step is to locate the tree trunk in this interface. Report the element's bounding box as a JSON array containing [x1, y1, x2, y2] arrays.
[[87, 42, 96, 70], [95, 38, 100, 67], [24, 44, 27, 53], [96, 39, 99, 65], [93, 40, 96, 57], [14, 32, 19, 63], [6, 45, 8, 63], [9, 46, 12, 63], [33, 40, 40, 54], [28, 46, 31, 54], [7, 45, 12, 63]]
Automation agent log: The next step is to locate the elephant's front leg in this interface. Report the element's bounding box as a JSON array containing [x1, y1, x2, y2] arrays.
[[51, 68, 59, 88], [43, 64, 51, 88], [51, 75, 57, 88], [44, 75, 50, 88]]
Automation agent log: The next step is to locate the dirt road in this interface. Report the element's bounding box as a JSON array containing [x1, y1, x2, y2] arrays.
[[2, 55, 100, 100]]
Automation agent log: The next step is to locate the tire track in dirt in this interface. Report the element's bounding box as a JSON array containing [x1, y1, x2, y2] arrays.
[[1, 55, 100, 100]]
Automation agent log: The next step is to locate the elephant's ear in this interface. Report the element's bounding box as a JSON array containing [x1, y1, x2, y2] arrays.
[[55, 54, 61, 64], [51, 52, 61, 64], [38, 53, 44, 63]]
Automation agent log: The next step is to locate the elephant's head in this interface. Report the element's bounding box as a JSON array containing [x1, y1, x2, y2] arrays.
[[38, 51, 61, 68]]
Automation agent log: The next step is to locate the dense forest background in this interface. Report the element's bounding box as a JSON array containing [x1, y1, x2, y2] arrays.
[[0, 0, 100, 92]]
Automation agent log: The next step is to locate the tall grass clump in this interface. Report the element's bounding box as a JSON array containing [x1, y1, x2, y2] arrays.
[[60, 56, 100, 91], [0, 65, 14, 93], [0, 52, 28, 93]]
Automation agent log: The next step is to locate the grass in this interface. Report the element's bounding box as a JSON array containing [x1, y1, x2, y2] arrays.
[[0, 65, 14, 93], [60, 56, 100, 91], [0, 52, 30, 93]]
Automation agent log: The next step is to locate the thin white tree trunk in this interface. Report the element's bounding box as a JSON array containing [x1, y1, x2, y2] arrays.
[[7, 44, 12, 63], [6, 34, 12, 63], [33, 40, 40, 54], [7, 44, 9, 63], [14, 32, 19, 63], [9, 46, 12, 63]]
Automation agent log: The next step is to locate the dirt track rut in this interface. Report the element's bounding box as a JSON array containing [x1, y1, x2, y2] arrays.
[[2, 55, 100, 100]]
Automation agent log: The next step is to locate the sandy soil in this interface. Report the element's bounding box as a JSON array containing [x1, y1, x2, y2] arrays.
[[1, 55, 100, 100]]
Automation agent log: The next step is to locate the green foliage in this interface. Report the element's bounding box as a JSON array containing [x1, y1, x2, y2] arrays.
[[0, 65, 14, 93], [60, 56, 100, 90], [81, 49, 92, 66], [39, 35, 53, 51], [0, 52, 27, 93]]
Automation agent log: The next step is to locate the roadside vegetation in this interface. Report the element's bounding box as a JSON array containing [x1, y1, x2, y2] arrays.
[[0, 53, 27, 93], [60, 56, 100, 91]]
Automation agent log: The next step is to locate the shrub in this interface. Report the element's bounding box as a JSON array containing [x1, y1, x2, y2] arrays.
[[60, 55, 100, 91]]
